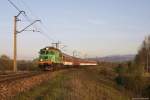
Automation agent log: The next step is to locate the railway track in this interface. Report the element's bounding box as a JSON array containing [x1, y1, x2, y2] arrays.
[[0, 71, 43, 83], [0, 66, 83, 83]]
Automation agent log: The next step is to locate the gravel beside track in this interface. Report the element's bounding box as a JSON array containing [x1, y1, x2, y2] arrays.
[[0, 70, 65, 100], [0, 72, 42, 83]]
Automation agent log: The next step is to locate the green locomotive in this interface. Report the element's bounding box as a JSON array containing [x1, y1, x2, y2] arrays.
[[38, 47, 63, 70]]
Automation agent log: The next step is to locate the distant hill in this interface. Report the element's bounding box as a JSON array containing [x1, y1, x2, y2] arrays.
[[90, 55, 135, 62]]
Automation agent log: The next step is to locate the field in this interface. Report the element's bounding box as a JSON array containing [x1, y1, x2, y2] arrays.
[[13, 66, 131, 100]]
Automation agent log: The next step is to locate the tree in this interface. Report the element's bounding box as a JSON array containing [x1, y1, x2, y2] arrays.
[[0, 55, 13, 70], [114, 64, 126, 86], [134, 35, 150, 72], [0, 55, 10, 60]]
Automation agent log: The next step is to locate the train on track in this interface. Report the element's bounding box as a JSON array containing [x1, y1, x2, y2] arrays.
[[38, 47, 97, 70]]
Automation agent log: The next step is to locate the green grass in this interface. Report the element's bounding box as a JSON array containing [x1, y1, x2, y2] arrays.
[[13, 72, 71, 100], [13, 66, 131, 100]]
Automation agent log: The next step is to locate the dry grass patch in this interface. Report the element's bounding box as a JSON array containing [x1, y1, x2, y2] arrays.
[[13, 67, 131, 100]]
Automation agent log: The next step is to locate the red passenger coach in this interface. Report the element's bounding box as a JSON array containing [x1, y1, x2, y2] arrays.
[[62, 53, 97, 66]]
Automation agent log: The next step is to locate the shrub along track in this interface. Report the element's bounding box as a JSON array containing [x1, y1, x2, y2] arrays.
[[13, 66, 131, 100]]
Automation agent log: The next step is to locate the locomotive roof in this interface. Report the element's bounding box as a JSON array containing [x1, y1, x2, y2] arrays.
[[42, 46, 61, 52]]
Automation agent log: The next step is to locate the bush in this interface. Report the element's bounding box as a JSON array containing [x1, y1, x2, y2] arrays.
[[142, 85, 150, 97], [114, 64, 127, 75], [115, 75, 125, 86], [0, 55, 39, 71], [18, 60, 39, 71]]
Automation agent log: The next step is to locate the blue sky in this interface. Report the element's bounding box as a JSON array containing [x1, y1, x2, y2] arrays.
[[0, 0, 150, 59]]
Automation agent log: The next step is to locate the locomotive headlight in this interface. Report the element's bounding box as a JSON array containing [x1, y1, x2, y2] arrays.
[[46, 48, 49, 50], [40, 59, 43, 62]]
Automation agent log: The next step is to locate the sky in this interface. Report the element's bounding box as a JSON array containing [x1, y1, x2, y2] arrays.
[[0, 0, 150, 60]]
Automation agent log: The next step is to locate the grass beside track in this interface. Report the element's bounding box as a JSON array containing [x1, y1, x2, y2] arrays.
[[13, 66, 130, 100]]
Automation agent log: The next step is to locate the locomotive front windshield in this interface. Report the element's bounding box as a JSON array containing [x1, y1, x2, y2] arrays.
[[40, 50, 49, 54], [40, 50, 55, 55], [39, 50, 49, 61]]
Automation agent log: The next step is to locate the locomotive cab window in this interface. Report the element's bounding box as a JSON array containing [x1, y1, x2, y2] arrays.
[[40, 50, 45, 54]]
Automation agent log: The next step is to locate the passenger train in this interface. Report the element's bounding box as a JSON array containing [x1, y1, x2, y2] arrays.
[[38, 47, 97, 70]]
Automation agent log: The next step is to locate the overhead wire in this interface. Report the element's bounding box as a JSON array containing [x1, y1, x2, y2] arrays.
[[20, 0, 39, 19], [8, 0, 72, 53], [8, 0, 21, 12], [8, 0, 55, 43], [19, 0, 53, 34], [18, 0, 84, 56], [8, 0, 30, 22], [16, 0, 40, 32], [19, 0, 56, 43]]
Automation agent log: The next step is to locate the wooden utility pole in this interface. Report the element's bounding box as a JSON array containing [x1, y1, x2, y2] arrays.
[[8, 0, 41, 72], [12, 11, 40, 72], [13, 11, 24, 72], [13, 16, 17, 72], [13, 11, 25, 72]]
